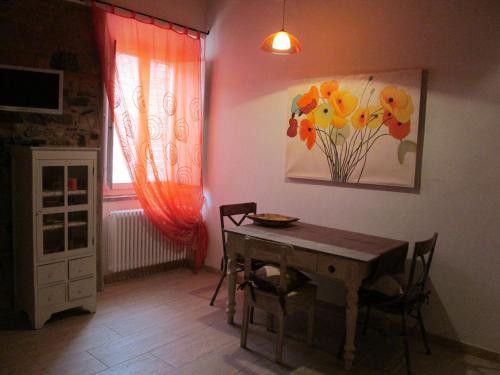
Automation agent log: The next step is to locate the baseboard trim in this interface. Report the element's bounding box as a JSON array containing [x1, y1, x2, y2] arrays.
[[427, 333, 500, 363], [103, 260, 189, 284], [314, 299, 500, 363], [201, 264, 221, 275], [186, 267, 500, 362]]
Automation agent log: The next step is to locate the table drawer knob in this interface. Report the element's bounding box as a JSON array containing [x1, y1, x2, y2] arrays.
[[328, 265, 336, 273]]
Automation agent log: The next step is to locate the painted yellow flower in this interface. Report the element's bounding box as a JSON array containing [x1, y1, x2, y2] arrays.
[[297, 86, 319, 114], [379, 86, 413, 123], [352, 106, 384, 130], [367, 106, 384, 129], [313, 102, 334, 128], [329, 91, 358, 118], [320, 80, 339, 100], [352, 108, 369, 130], [332, 115, 347, 129]]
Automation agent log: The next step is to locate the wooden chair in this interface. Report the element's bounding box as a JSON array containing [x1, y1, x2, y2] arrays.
[[210, 202, 258, 306], [354, 233, 438, 375], [240, 237, 317, 363]]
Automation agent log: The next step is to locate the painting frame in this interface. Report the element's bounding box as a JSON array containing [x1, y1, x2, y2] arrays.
[[284, 69, 427, 193]]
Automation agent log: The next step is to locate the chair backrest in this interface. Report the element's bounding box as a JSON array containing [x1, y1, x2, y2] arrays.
[[407, 232, 438, 295], [243, 236, 290, 293], [220, 202, 257, 258]]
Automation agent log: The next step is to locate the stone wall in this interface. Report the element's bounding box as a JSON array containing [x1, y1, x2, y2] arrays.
[[0, 0, 102, 310]]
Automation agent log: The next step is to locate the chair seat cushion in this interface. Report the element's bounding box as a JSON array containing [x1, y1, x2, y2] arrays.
[[236, 255, 264, 271], [252, 264, 311, 294], [361, 274, 404, 299]]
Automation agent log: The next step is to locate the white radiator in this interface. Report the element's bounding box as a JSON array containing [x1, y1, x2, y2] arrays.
[[106, 209, 187, 273]]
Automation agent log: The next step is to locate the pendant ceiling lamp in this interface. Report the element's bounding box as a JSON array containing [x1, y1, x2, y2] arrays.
[[261, 0, 301, 55]]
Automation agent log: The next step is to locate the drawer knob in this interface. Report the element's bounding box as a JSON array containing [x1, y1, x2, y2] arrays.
[[48, 295, 53, 301], [48, 272, 53, 278], [328, 265, 336, 273]]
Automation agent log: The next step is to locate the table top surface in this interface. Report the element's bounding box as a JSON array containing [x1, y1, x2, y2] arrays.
[[225, 222, 408, 262]]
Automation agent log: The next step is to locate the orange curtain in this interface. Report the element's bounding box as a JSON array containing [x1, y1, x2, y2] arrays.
[[92, 4, 207, 270]]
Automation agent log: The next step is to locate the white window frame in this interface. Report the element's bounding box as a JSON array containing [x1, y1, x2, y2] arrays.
[[102, 88, 135, 197]]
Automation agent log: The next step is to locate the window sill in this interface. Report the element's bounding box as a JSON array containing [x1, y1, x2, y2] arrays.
[[103, 194, 137, 203]]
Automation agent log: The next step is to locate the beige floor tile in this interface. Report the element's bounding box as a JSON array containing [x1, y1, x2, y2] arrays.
[[96, 353, 175, 375], [1, 268, 496, 375], [168, 340, 263, 375], [151, 320, 239, 367], [39, 351, 107, 375], [88, 305, 221, 366]]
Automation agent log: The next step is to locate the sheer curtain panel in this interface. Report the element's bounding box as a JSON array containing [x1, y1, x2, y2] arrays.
[[92, 3, 207, 270]]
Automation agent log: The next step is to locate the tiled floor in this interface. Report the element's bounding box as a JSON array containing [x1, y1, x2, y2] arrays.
[[0, 268, 499, 375]]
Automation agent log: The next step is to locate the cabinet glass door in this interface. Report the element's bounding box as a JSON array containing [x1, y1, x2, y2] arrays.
[[42, 166, 64, 208], [42, 213, 65, 255], [68, 165, 88, 206], [37, 158, 94, 260], [68, 211, 88, 251]]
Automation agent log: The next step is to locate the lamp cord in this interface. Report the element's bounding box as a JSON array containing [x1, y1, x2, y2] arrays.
[[282, 0, 286, 30]]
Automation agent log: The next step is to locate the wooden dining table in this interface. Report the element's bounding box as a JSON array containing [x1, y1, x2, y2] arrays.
[[225, 221, 408, 370]]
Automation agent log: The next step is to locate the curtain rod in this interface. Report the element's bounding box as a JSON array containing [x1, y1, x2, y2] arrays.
[[88, 0, 210, 36]]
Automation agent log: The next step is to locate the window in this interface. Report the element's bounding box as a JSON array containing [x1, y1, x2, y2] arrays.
[[103, 42, 205, 197]]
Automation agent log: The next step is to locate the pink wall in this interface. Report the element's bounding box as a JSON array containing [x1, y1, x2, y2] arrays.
[[204, 0, 500, 352]]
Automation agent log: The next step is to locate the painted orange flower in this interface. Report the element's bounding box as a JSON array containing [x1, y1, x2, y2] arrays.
[[384, 110, 411, 140], [388, 121, 411, 140], [297, 86, 319, 114], [299, 119, 316, 150], [380, 86, 414, 123], [320, 80, 339, 100], [383, 109, 394, 126]]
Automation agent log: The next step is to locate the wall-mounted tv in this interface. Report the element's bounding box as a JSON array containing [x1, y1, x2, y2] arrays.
[[0, 65, 63, 115]]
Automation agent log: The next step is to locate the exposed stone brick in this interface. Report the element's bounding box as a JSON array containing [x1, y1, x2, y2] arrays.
[[69, 97, 90, 107], [0, 112, 23, 124], [50, 50, 80, 73], [0, 0, 102, 311]]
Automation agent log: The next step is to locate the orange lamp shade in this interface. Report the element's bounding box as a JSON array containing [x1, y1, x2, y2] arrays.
[[261, 30, 301, 55]]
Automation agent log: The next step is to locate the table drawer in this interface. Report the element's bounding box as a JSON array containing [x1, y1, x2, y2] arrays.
[[68, 277, 95, 301], [37, 262, 66, 286], [317, 255, 351, 281], [69, 256, 95, 279], [38, 284, 66, 307], [287, 249, 317, 272]]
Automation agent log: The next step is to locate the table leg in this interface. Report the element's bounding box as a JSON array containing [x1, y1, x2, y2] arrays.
[[226, 254, 237, 324], [343, 271, 362, 370]]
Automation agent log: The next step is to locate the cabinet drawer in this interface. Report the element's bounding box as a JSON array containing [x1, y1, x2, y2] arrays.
[[287, 249, 317, 272], [37, 262, 66, 286], [69, 256, 95, 279], [317, 255, 351, 281], [68, 277, 95, 301], [38, 284, 66, 307]]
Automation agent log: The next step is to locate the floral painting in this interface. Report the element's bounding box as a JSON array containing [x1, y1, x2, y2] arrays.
[[285, 69, 424, 190]]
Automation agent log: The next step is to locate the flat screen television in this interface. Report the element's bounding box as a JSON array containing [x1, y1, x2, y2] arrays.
[[0, 65, 63, 115]]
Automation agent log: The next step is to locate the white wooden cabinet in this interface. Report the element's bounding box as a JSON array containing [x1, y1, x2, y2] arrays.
[[12, 147, 98, 329]]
